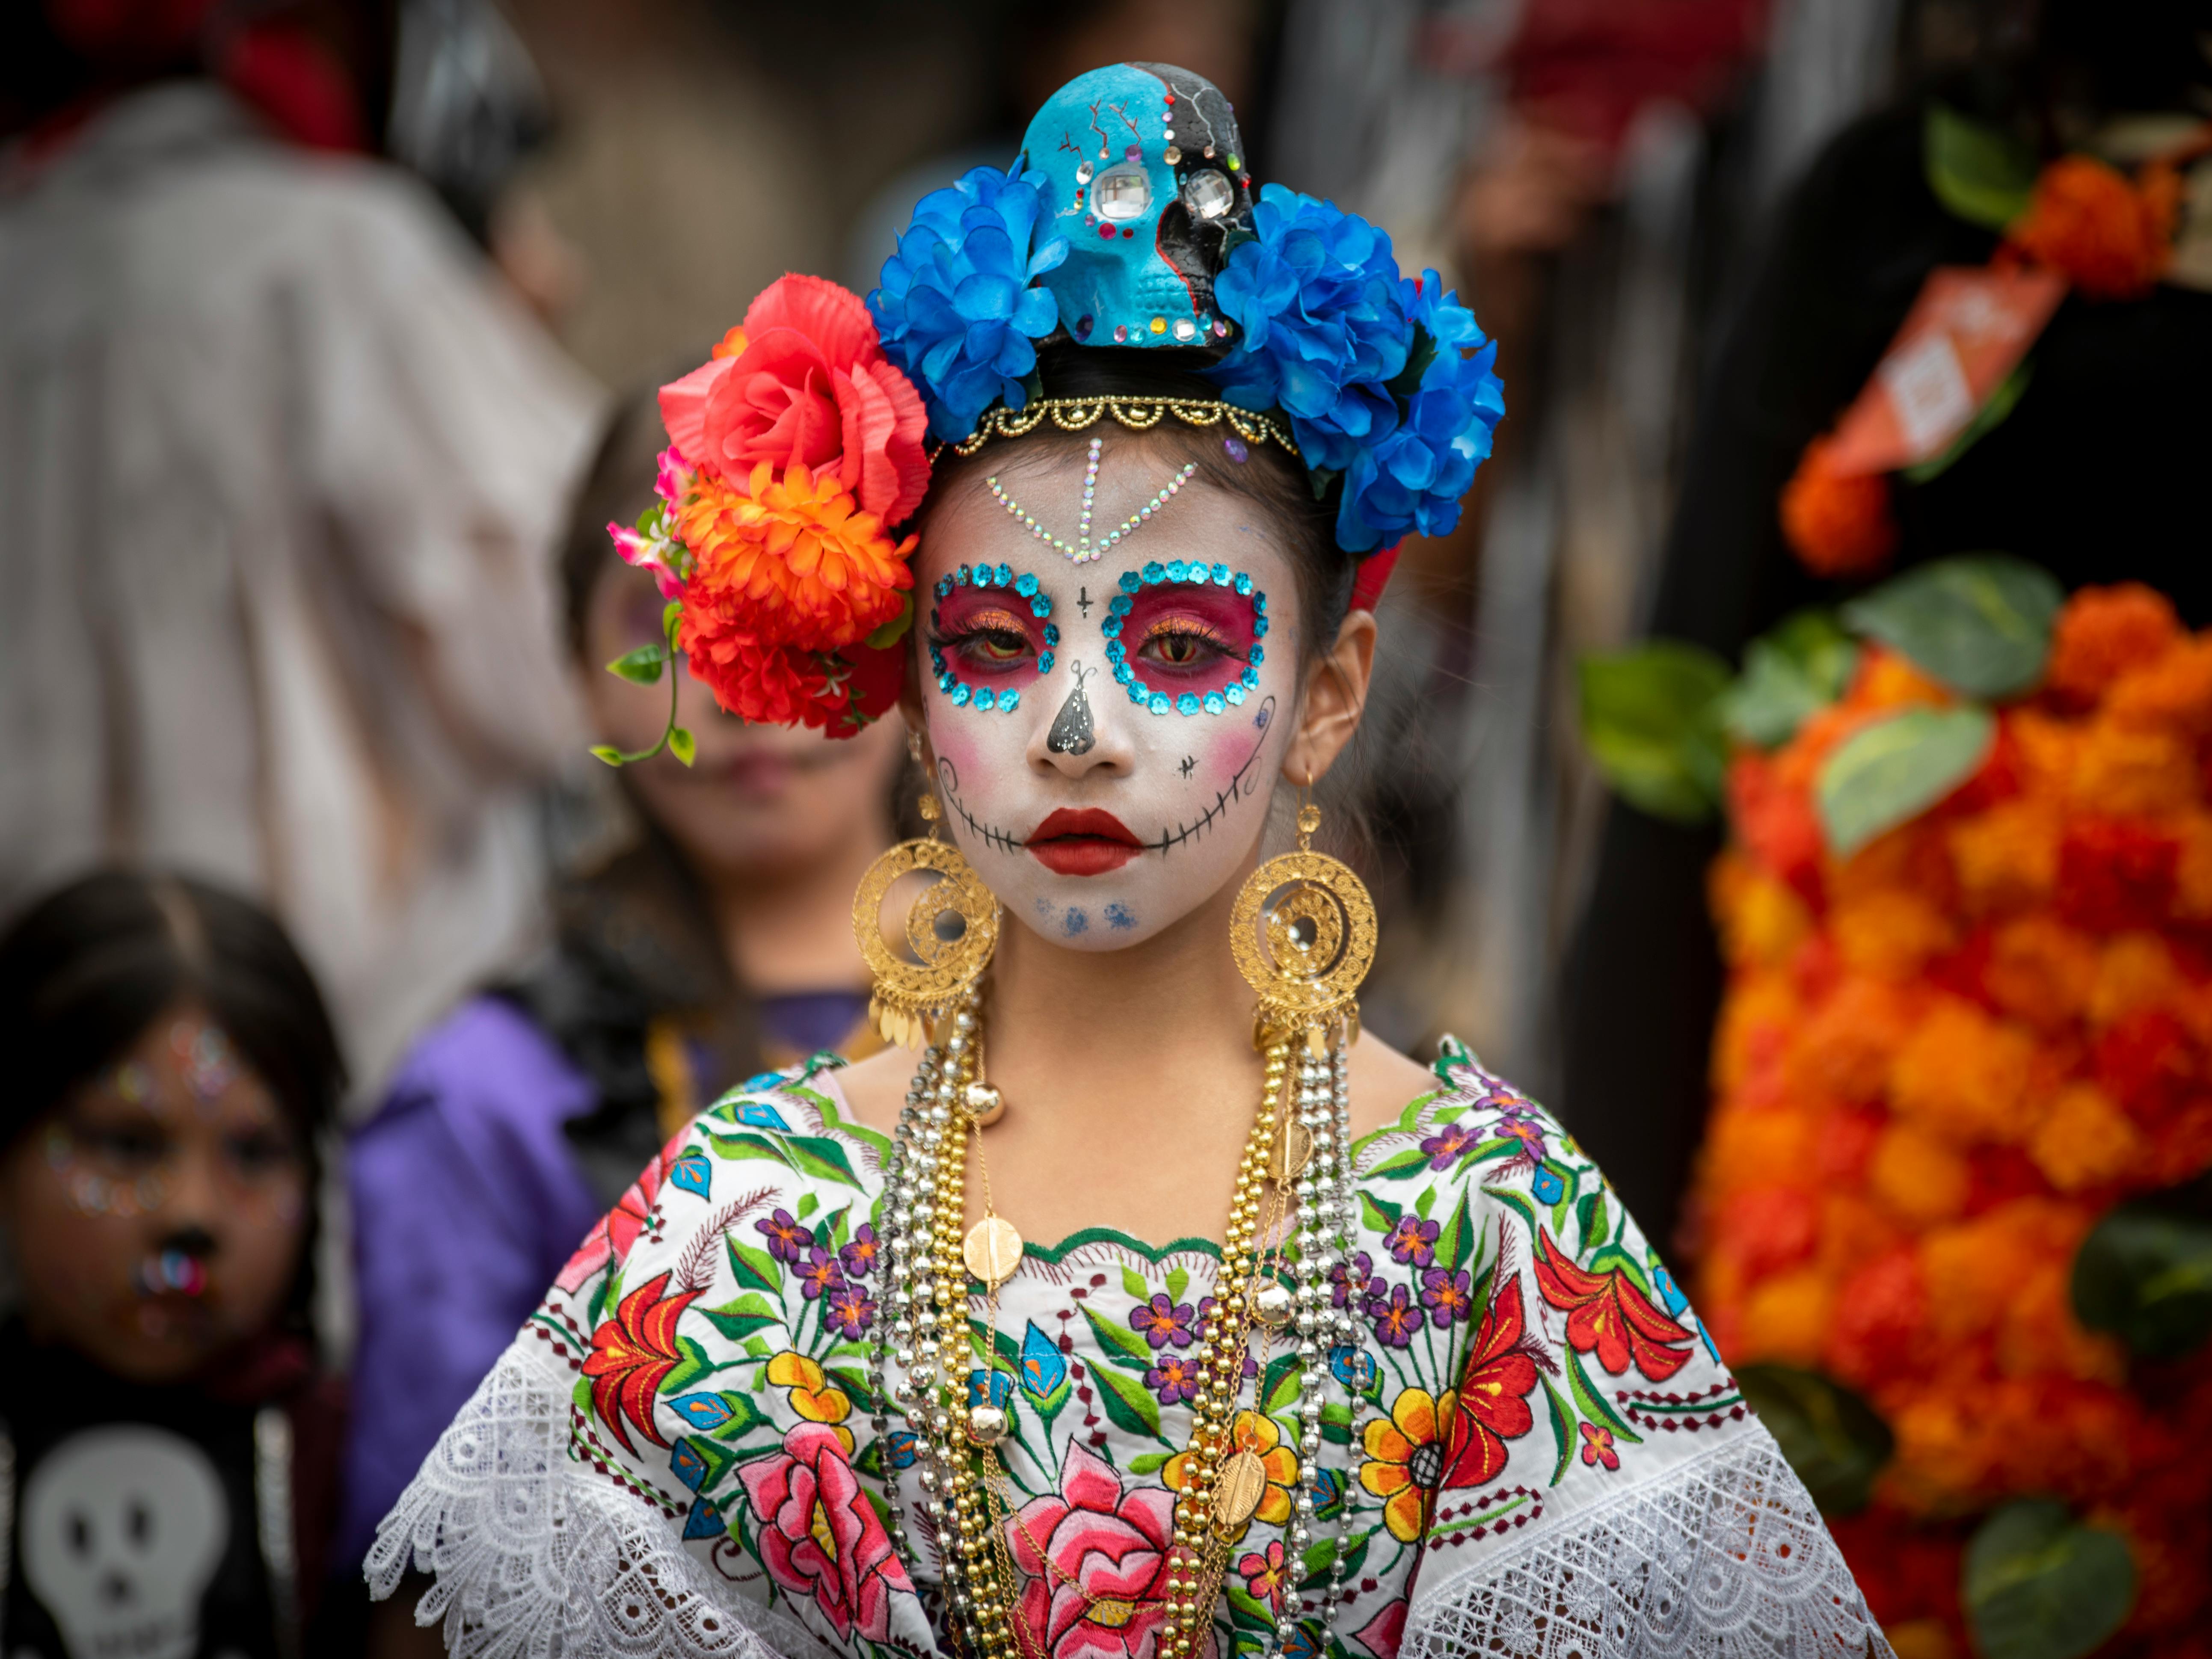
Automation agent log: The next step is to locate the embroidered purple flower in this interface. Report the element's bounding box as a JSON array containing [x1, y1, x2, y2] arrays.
[[1330, 1251, 1382, 1310], [797, 1247, 845, 1301], [756, 1209, 814, 1264], [1385, 1214, 1439, 1268], [839, 1223, 880, 1280], [824, 1280, 875, 1339], [1497, 1109, 1548, 1165], [1131, 1293, 1197, 1350], [1418, 1121, 1480, 1171], [1369, 1284, 1421, 1348], [1420, 1267, 1474, 1328], [1146, 1352, 1201, 1404]]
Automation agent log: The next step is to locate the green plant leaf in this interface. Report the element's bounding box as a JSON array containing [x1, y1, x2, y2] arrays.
[[1735, 1364, 1892, 1515], [1717, 611, 1859, 750], [669, 726, 697, 767], [1838, 555, 2062, 699], [866, 592, 915, 649], [589, 744, 624, 767], [1924, 102, 2037, 231], [2071, 1204, 2212, 1360], [1903, 361, 2034, 485], [607, 643, 669, 684], [1964, 1499, 2136, 1659], [1577, 643, 1731, 824], [664, 600, 684, 640], [1816, 705, 1995, 856], [1092, 1365, 1163, 1439]]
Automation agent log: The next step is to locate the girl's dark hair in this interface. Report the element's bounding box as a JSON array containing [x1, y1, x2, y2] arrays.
[[922, 345, 1358, 663]]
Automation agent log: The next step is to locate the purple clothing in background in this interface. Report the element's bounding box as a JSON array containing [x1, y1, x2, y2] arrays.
[[338, 995, 602, 1567]]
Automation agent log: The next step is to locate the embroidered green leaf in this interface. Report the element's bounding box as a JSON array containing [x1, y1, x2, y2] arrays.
[[783, 1135, 862, 1188], [2070, 1203, 2212, 1360], [1924, 102, 2036, 231], [1483, 1185, 1539, 1233], [1736, 1364, 1892, 1516], [707, 1132, 795, 1170], [1964, 1499, 2135, 1659], [662, 1334, 718, 1397], [1717, 610, 1859, 750], [827, 1366, 874, 1410], [1576, 1190, 1609, 1253], [1817, 705, 1996, 856], [742, 1336, 769, 1359], [1221, 1584, 1276, 1632], [1577, 641, 1730, 823], [1361, 1191, 1403, 1233], [1121, 1265, 1149, 1301], [1839, 555, 2061, 699], [795, 1193, 818, 1221], [1368, 1148, 1432, 1183], [725, 1236, 783, 1295], [1300, 1529, 1367, 1592], [1585, 1242, 1650, 1298], [709, 1390, 771, 1440], [1080, 1304, 1159, 1373], [1319, 1399, 1352, 1446], [1564, 1348, 1641, 1444], [1262, 1354, 1301, 1416], [1438, 1192, 1478, 1274], [1165, 1265, 1189, 1304], [854, 1437, 886, 1478], [700, 1292, 783, 1345], [1092, 1365, 1163, 1440], [1126, 1450, 1172, 1475], [1540, 1373, 1576, 1487], [1414, 1186, 1437, 1221]]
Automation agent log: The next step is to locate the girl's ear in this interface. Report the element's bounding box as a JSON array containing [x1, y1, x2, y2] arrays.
[[1281, 609, 1378, 786]]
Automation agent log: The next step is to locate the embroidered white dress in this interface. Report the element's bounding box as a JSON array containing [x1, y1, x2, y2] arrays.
[[369, 1044, 1889, 1659]]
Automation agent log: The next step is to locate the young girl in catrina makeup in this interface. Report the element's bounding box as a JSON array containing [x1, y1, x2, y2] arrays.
[[369, 62, 1891, 1659]]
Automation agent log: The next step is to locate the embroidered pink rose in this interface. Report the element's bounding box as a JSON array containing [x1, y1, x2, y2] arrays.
[[554, 1134, 679, 1295], [1006, 1442, 1178, 1659], [738, 1421, 906, 1642]]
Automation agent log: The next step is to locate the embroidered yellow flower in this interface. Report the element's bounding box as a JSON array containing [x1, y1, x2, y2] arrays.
[[767, 1350, 854, 1452], [1360, 1386, 1456, 1543], [1162, 1410, 1300, 1538]]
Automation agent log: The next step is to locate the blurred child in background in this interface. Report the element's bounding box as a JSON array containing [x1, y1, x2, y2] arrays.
[[0, 871, 348, 1659], [340, 388, 909, 1571]]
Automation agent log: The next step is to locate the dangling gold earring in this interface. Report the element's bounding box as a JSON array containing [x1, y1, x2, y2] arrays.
[[853, 736, 1000, 1048], [1229, 779, 1376, 1058]]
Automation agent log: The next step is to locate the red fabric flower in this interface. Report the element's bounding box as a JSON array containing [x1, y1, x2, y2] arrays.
[[679, 625, 906, 737], [738, 1421, 907, 1642], [1532, 1229, 1694, 1381], [1006, 1442, 1174, 1659], [1440, 1276, 1542, 1488], [660, 275, 929, 523], [579, 1270, 701, 1456]]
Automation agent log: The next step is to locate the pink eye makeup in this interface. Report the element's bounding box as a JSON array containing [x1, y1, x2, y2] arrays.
[[928, 562, 1062, 712], [1100, 560, 1267, 715]]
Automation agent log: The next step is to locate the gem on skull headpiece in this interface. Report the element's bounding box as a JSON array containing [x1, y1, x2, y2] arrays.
[[1124, 144, 1140, 161], [1113, 325, 1129, 343], [1076, 314, 1094, 338], [1228, 154, 1242, 171], [1121, 227, 1134, 238], [1183, 169, 1235, 220], [1076, 161, 1093, 184], [1149, 317, 1166, 335], [1173, 318, 1197, 341], [1091, 165, 1151, 221], [1212, 318, 1231, 338], [1163, 145, 1182, 165], [1204, 145, 1216, 158], [1098, 222, 1117, 240]]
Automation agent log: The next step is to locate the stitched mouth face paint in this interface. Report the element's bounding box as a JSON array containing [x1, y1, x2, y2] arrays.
[[918, 445, 1302, 951]]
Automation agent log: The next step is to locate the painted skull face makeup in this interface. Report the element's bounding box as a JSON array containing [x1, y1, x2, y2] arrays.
[[916, 444, 1303, 950]]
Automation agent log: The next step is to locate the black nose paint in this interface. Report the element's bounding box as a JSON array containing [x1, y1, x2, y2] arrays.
[[1047, 663, 1096, 755]]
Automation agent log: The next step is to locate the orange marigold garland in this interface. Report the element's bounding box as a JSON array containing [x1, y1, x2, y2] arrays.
[[1682, 576, 2212, 1658]]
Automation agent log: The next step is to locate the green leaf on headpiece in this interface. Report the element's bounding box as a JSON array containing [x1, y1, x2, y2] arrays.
[[607, 643, 669, 685], [866, 592, 915, 650], [664, 601, 685, 642], [589, 745, 623, 767], [669, 726, 697, 768], [1386, 326, 1438, 401], [1308, 465, 1340, 504]]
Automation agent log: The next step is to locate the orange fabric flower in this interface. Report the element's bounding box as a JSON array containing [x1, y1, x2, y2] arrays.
[[1779, 436, 1897, 577], [2045, 583, 2183, 705], [2006, 155, 2179, 301]]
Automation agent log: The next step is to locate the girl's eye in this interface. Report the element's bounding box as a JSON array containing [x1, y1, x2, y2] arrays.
[[224, 1130, 297, 1179], [938, 607, 1038, 671], [1138, 618, 1235, 667], [88, 1127, 166, 1168]]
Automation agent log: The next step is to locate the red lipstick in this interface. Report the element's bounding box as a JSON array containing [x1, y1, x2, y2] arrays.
[[1027, 808, 1143, 877]]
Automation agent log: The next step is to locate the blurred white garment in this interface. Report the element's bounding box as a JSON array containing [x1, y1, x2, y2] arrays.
[[0, 83, 602, 1099]]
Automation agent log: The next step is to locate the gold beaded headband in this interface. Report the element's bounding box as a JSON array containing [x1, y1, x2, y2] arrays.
[[946, 396, 1300, 462]]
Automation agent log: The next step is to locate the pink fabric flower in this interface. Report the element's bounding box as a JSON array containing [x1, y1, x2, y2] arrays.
[[1005, 1443, 1177, 1659], [554, 1135, 678, 1295], [738, 1422, 906, 1642]]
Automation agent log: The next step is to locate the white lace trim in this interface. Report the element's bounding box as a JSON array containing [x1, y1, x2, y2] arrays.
[[365, 1338, 830, 1659], [1401, 1431, 1891, 1659]]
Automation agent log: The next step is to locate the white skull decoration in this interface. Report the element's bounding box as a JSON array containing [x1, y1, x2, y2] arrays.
[[22, 1426, 229, 1659]]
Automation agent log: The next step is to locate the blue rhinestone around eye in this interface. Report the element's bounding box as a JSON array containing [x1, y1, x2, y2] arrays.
[[994, 563, 1013, 587], [1248, 644, 1266, 667], [1037, 651, 1055, 674], [1101, 616, 1122, 638], [975, 687, 996, 711], [1141, 561, 1165, 585], [1105, 640, 1126, 664], [1043, 623, 1061, 646], [1118, 572, 1141, 595], [1241, 666, 1260, 689], [1255, 616, 1271, 637], [1234, 572, 1253, 595], [957, 564, 973, 586], [1014, 572, 1038, 597], [1127, 681, 1147, 704], [935, 575, 953, 599], [1148, 693, 1171, 715], [1226, 681, 1247, 705], [1109, 595, 1132, 616], [1253, 591, 1267, 614], [1211, 563, 1231, 585], [1001, 689, 1020, 712], [1175, 692, 1200, 716], [1165, 560, 1189, 582], [951, 684, 972, 706], [1203, 691, 1226, 714], [1030, 597, 1051, 618], [1114, 662, 1135, 685], [938, 672, 956, 693], [929, 644, 946, 668]]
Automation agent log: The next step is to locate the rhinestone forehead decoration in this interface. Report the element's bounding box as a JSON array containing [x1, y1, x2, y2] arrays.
[[986, 435, 1198, 564]]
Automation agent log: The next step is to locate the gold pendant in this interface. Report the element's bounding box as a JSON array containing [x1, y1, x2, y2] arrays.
[[1269, 1119, 1312, 1183], [1213, 1449, 1267, 1533], [963, 1215, 1024, 1287], [964, 1081, 1006, 1126]]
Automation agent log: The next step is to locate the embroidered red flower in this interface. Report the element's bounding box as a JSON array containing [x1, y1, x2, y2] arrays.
[[738, 1421, 907, 1641], [660, 274, 930, 523], [554, 1135, 681, 1295], [1532, 1229, 1694, 1382], [579, 1270, 701, 1455], [1006, 1442, 1174, 1659], [1579, 1421, 1620, 1471], [1440, 1275, 1545, 1489]]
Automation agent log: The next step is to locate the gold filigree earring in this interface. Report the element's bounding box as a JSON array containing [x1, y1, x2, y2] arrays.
[[853, 735, 1000, 1047], [1229, 785, 1376, 1059]]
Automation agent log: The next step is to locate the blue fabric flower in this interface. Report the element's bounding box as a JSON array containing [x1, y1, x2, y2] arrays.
[[869, 165, 1070, 441], [1333, 270, 1505, 552], [1204, 184, 1410, 472]]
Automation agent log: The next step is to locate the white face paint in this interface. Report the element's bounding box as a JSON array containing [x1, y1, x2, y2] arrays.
[[915, 437, 1303, 949], [22, 1425, 229, 1659]]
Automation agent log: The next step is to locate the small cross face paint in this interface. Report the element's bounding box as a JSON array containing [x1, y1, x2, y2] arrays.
[[916, 443, 1300, 951]]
